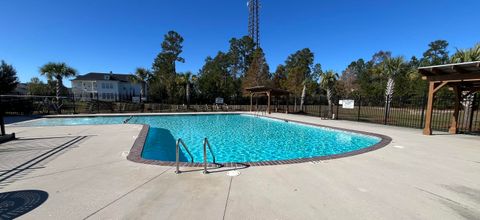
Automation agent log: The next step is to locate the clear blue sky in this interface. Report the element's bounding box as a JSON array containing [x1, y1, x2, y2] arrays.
[[1, 0, 479, 87]]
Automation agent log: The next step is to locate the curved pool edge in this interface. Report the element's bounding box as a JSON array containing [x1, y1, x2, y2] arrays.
[[126, 115, 392, 167]]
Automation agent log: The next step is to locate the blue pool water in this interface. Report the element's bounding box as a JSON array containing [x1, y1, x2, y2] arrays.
[[25, 114, 381, 163]]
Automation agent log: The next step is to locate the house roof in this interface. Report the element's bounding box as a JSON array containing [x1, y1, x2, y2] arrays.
[[72, 72, 134, 82]]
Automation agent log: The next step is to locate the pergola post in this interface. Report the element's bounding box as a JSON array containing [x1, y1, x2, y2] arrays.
[[423, 82, 436, 135], [423, 81, 448, 135], [249, 93, 253, 112], [419, 61, 480, 135], [449, 85, 461, 134], [267, 91, 271, 114], [286, 94, 289, 114], [245, 86, 291, 114], [0, 103, 5, 136]]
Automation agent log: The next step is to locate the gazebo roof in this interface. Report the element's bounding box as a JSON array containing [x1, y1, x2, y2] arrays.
[[418, 61, 480, 135], [245, 86, 291, 95], [419, 61, 480, 91], [419, 61, 480, 82]]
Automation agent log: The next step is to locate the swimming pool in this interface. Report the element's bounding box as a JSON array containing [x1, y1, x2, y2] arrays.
[[23, 114, 388, 164]]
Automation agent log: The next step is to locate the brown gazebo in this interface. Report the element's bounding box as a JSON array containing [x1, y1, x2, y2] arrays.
[[419, 61, 480, 135], [245, 86, 291, 114]]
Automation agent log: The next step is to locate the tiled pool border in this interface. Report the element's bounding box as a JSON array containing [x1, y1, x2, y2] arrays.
[[126, 114, 392, 167]]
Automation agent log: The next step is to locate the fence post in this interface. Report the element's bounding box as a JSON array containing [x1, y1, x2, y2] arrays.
[[30, 96, 34, 115], [468, 93, 478, 132], [97, 93, 100, 113], [0, 95, 5, 136], [420, 92, 427, 128], [318, 103, 322, 117], [336, 101, 340, 120], [73, 94, 76, 114], [357, 96, 361, 121]]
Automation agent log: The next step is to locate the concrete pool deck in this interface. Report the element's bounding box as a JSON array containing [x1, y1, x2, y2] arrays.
[[1, 113, 479, 219]]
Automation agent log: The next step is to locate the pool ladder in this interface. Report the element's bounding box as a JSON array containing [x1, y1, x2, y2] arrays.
[[123, 115, 134, 124], [254, 108, 266, 117], [174, 137, 217, 174]]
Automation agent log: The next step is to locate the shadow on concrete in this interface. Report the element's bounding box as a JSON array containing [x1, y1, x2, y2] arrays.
[[433, 132, 480, 136], [0, 134, 16, 144], [0, 136, 88, 188], [14, 135, 90, 141], [179, 163, 250, 174], [143, 128, 189, 162], [0, 190, 48, 219]]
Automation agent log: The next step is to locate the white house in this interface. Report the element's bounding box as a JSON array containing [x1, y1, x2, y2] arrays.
[[71, 72, 145, 102]]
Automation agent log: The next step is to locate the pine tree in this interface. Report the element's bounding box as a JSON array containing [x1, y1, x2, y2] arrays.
[[0, 60, 19, 94]]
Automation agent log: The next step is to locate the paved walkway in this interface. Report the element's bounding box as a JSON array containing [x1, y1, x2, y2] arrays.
[[1, 113, 479, 219]]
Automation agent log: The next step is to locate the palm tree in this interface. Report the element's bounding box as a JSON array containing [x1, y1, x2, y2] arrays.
[[451, 43, 480, 63], [382, 56, 404, 116], [177, 72, 195, 108], [39, 62, 78, 102], [320, 70, 338, 118], [450, 43, 480, 123], [130, 68, 152, 102], [300, 63, 322, 112], [300, 81, 307, 112]]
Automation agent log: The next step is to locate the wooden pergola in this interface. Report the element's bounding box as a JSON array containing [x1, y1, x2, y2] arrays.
[[419, 61, 480, 135], [245, 86, 291, 114]]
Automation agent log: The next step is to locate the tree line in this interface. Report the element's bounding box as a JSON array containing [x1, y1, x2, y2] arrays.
[[142, 32, 479, 111], [338, 40, 480, 100], [1, 31, 479, 113]]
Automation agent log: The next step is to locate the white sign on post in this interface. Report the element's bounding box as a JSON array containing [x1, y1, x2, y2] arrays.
[[341, 100, 355, 109], [215, 97, 224, 105], [132, 97, 140, 103]]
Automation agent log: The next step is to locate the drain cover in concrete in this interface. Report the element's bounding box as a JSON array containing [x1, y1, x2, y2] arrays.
[[226, 170, 240, 177]]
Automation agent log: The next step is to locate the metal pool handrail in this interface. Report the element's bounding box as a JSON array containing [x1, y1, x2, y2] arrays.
[[123, 115, 133, 124], [203, 138, 216, 174], [254, 108, 266, 117], [175, 138, 194, 174]]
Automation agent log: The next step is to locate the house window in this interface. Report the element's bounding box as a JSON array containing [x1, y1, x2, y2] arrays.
[[102, 83, 105, 89], [102, 93, 106, 99]]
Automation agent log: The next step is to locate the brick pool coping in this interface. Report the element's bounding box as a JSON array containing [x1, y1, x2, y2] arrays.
[[126, 114, 392, 167]]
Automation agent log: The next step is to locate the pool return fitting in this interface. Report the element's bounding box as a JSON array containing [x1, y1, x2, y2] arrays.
[[174, 137, 216, 175]]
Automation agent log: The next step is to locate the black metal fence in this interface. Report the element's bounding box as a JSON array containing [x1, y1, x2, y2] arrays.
[[0, 95, 253, 115], [1, 94, 479, 134], [301, 94, 480, 134]]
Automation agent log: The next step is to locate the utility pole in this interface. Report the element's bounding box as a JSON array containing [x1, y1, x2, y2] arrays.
[[248, 0, 260, 47]]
